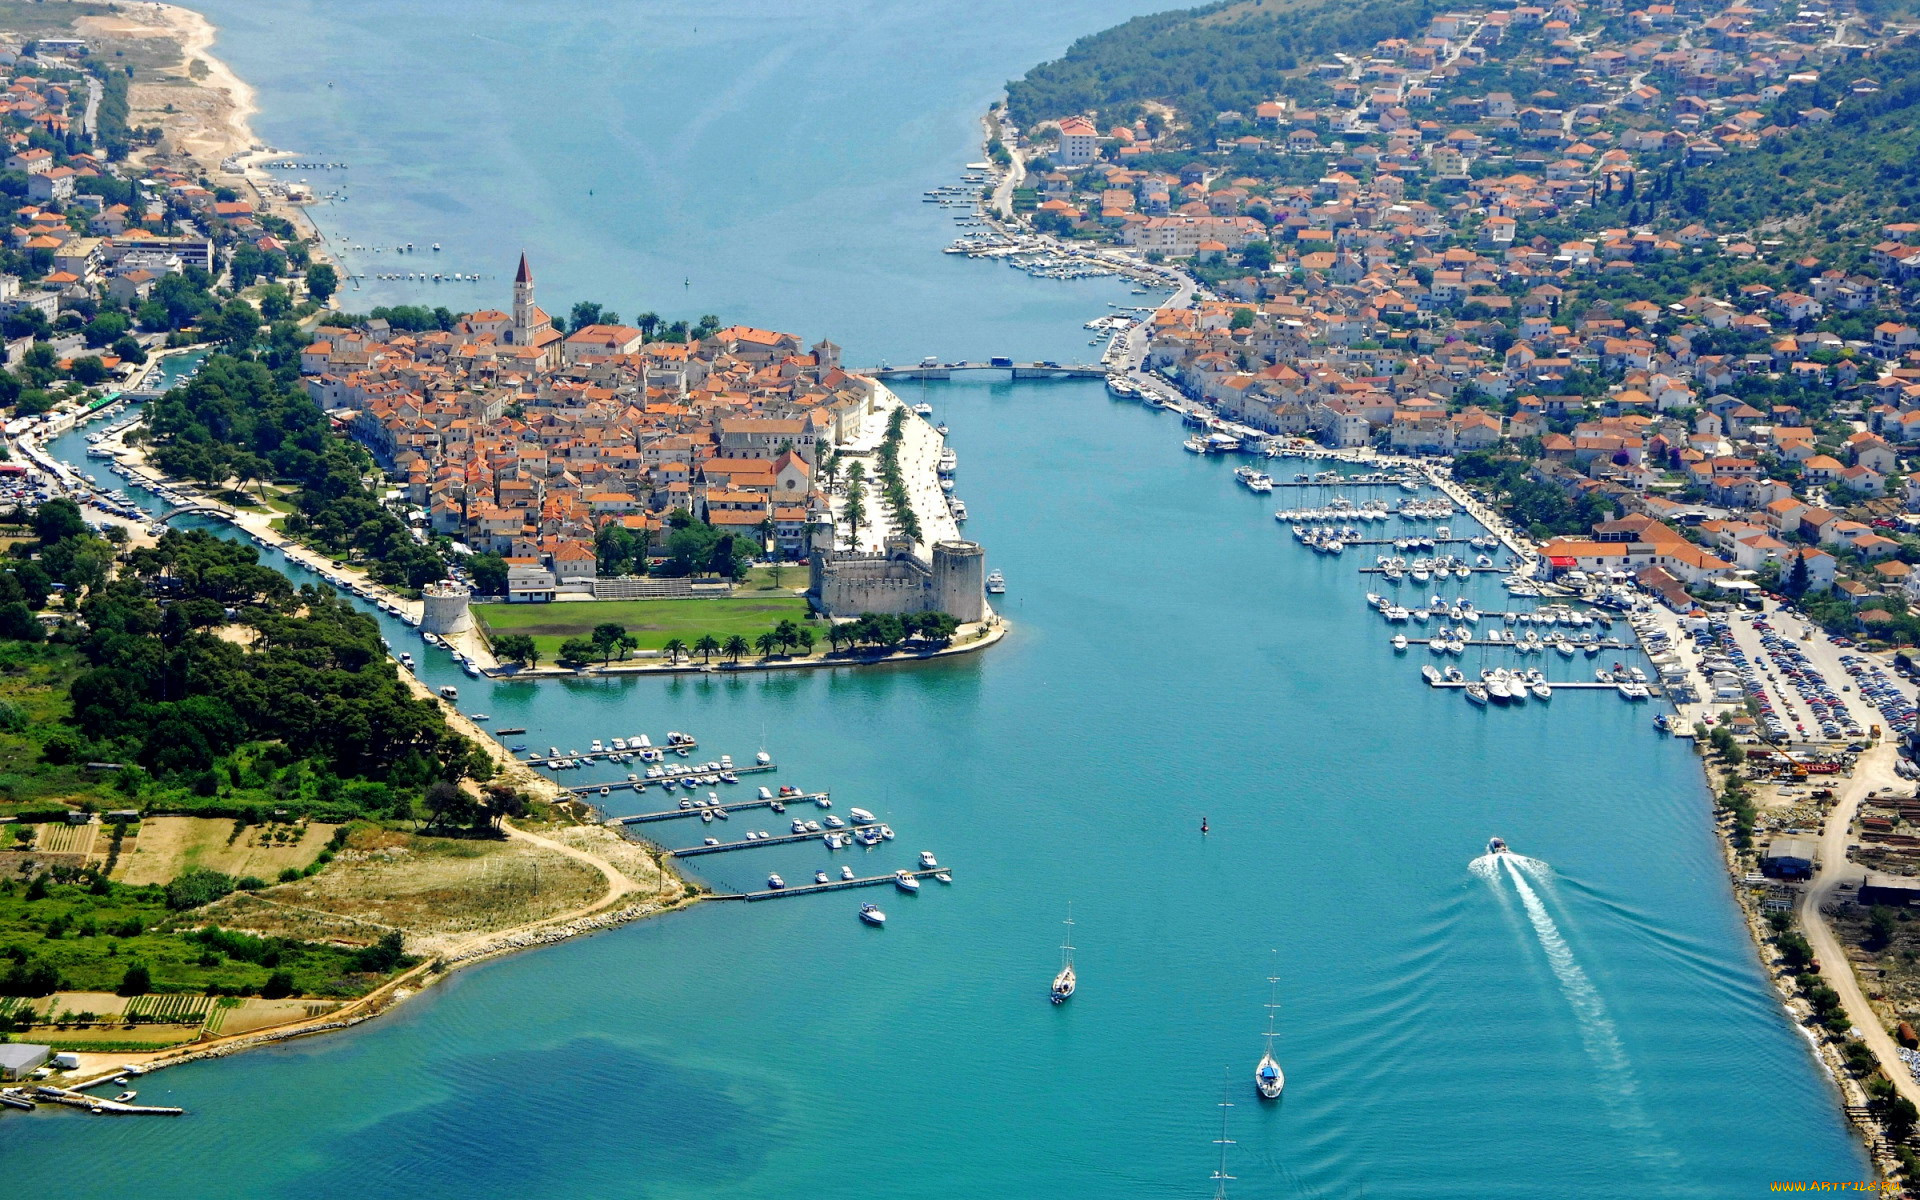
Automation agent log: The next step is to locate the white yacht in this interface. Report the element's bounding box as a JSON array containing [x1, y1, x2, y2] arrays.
[[986, 570, 1006, 595]]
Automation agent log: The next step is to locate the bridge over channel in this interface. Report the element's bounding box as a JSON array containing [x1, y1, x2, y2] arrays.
[[153, 502, 231, 523], [854, 361, 1107, 382]]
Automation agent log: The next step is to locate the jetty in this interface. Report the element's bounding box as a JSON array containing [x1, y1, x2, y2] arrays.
[[32, 1086, 183, 1116], [729, 866, 953, 901], [601, 791, 831, 820]]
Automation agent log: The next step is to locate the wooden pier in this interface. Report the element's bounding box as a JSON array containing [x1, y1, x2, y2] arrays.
[[602, 791, 831, 820], [730, 866, 953, 902]]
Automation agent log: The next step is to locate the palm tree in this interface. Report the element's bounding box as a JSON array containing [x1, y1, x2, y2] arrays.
[[754, 630, 780, 658], [695, 634, 720, 663], [662, 637, 688, 665], [722, 634, 749, 663]]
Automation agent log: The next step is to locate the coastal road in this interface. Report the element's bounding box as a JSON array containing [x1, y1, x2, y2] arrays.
[[1798, 739, 1920, 1110]]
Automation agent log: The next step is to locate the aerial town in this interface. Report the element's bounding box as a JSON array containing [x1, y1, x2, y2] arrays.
[[988, 0, 1920, 628]]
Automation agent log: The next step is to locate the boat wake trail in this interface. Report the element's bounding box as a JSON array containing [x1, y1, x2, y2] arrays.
[[1467, 851, 1547, 880], [1493, 854, 1677, 1167]]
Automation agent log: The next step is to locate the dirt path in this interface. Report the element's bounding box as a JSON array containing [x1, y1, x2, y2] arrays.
[[1799, 740, 1920, 1108]]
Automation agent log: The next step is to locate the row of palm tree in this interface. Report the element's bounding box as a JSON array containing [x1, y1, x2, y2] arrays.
[[659, 619, 817, 665]]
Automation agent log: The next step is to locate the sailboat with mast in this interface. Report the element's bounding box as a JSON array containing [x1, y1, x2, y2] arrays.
[[1050, 904, 1076, 1004], [1211, 1092, 1236, 1200], [1255, 953, 1285, 1100]]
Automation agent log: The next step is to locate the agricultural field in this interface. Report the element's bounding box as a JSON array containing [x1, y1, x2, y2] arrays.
[[241, 826, 608, 956], [113, 816, 338, 886], [475, 595, 813, 659]]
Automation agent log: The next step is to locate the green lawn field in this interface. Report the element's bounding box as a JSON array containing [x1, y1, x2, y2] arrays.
[[475, 595, 814, 658]]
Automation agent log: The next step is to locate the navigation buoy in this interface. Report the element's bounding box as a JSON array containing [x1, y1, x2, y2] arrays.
[[1201, 817, 1209, 835]]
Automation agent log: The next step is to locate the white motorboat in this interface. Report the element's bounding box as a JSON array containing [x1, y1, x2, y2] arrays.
[[859, 903, 887, 926], [841, 865, 856, 880], [894, 870, 920, 893], [1392, 634, 1409, 652], [766, 873, 785, 890], [848, 807, 877, 824], [1464, 683, 1489, 706], [1052, 905, 1076, 1004], [1421, 665, 1442, 686], [918, 851, 938, 869], [815, 870, 831, 885]]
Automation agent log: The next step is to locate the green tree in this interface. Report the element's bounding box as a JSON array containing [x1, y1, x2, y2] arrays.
[[468, 552, 509, 596], [492, 633, 536, 666], [211, 298, 262, 346], [305, 262, 339, 302], [116, 964, 151, 996], [722, 634, 749, 662], [591, 622, 628, 664], [557, 637, 596, 668]]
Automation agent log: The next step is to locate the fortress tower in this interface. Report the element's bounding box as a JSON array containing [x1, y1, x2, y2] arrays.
[[421, 583, 472, 636], [932, 540, 986, 623]]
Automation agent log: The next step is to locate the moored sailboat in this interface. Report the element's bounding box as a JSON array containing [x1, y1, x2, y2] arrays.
[[1051, 904, 1076, 1004], [1256, 953, 1285, 1100]]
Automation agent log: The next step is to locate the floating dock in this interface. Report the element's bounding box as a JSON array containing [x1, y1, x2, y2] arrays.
[[602, 791, 831, 821], [668, 825, 878, 857], [1427, 680, 1663, 695], [1398, 638, 1633, 650], [731, 866, 953, 901]]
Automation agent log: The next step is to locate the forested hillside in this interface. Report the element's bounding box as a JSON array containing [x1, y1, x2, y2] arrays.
[[1652, 40, 1920, 230], [1006, 0, 1435, 130]]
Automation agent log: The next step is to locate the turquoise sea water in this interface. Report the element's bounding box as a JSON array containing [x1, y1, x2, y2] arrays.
[[5, 1, 1870, 1194]]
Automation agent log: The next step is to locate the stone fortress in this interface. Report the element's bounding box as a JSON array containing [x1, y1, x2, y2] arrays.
[[808, 520, 988, 624]]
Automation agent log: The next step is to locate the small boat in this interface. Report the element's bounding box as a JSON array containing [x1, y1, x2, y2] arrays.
[[767, 873, 785, 890], [895, 870, 920, 893], [1421, 665, 1442, 686], [841, 864, 856, 880], [848, 807, 877, 824], [859, 903, 887, 926], [815, 870, 831, 884], [1488, 836, 1508, 855], [113, 1091, 138, 1103], [1391, 634, 1409, 652], [1464, 682, 1489, 706], [1052, 905, 1077, 1004], [919, 850, 939, 869]]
